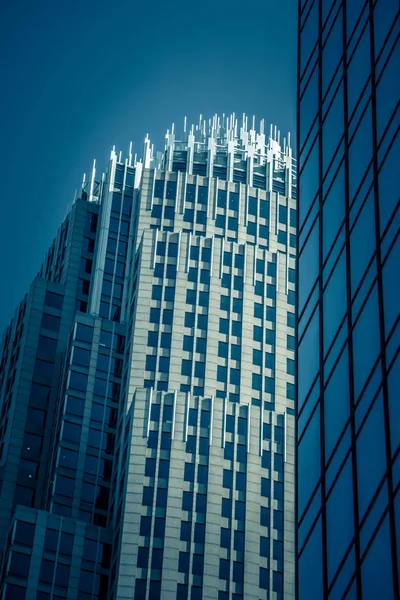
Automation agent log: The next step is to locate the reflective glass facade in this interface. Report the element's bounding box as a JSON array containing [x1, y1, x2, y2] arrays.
[[297, 1, 399, 598], [0, 114, 297, 599]]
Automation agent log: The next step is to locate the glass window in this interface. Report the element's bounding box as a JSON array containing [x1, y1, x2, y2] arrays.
[[193, 185, 207, 205], [162, 309, 173, 325], [185, 312, 195, 328], [166, 181, 176, 199], [323, 166, 345, 259], [196, 337, 206, 354], [62, 421, 81, 443], [183, 336, 193, 352], [44, 291, 63, 310], [154, 180, 164, 198], [357, 394, 386, 520], [75, 323, 93, 343], [14, 521, 35, 547], [349, 104, 373, 201], [323, 251, 347, 352], [299, 218, 319, 313], [352, 285, 380, 400], [299, 135, 319, 227], [41, 313, 60, 332], [69, 371, 87, 392], [298, 404, 321, 518], [298, 307, 319, 405], [350, 191, 376, 295], [324, 346, 350, 459], [72, 346, 90, 367], [361, 514, 394, 600], [326, 456, 354, 583]]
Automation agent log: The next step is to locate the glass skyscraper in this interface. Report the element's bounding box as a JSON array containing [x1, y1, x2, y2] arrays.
[[297, 1, 399, 599], [0, 114, 297, 599]]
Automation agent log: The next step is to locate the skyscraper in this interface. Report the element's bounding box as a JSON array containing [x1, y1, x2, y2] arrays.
[[296, 2, 399, 599], [0, 114, 297, 600]]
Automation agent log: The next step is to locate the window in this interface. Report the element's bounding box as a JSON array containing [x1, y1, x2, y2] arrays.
[[152, 285, 162, 300], [217, 365, 227, 383], [253, 349, 262, 366], [62, 422, 81, 443], [181, 360, 192, 377], [220, 295, 230, 311], [230, 368, 240, 385], [194, 361, 205, 378], [183, 335, 193, 352], [69, 371, 88, 392], [287, 335, 295, 350], [197, 314, 207, 330], [58, 448, 78, 470], [72, 346, 90, 367], [149, 308, 160, 323], [160, 332, 171, 349], [75, 323, 93, 343], [41, 313, 60, 332], [44, 291, 63, 310], [166, 181, 176, 199], [252, 373, 262, 391], [165, 287, 175, 302], [287, 382, 295, 400], [185, 312, 195, 328], [196, 337, 206, 354], [162, 309, 173, 325], [261, 477, 271, 497], [14, 521, 35, 547], [184, 463, 195, 482], [231, 344, 241, 361], [219, 318, 229, 334], [154, 180, 164, 198], [147, 331, 158, 347], [253, 325, 262, 342], [265, 376, 275, 394], [186, 289, 196, 305]]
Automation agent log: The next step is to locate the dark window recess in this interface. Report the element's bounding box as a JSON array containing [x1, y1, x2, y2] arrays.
[[44, 291, 63, 310]]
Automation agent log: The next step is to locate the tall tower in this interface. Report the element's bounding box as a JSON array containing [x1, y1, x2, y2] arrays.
[[296, 2, 399, 599], [0, 114, 297, 600]]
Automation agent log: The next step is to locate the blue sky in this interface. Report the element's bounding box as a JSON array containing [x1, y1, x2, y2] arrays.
[[0, 0, 297, 332]]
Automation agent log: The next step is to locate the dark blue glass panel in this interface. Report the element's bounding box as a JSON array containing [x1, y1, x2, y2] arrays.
[[324, 345, 350, 460], [322, 86, 344, 173], [376, 45, 400, 141], [378, 135, 399, 234], [326, 456, 354, 583], [299, 218, 319, 314], [356, 393, 386, 519], [322, 8, 342, 96], [388, 355, 400, 456], [298, 307, 320, 407], [347, 23, 371, 118], [322, 166, 345, 260], [350, 191, 375, 296], [300, 0, 318, 73], [328, 545, 356, 600], [298, 404, 321, 517], [352, 285, 380, 400], [348, 104, 373, 202], [323, 250, 347, 352], [299, 137, 319, 227], [361, 514, 394, 600], [298, 517, 323, 600]]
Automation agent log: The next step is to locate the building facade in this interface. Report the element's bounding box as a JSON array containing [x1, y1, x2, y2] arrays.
[[296, 1, 399, 599], [0, 114, 297, 599]]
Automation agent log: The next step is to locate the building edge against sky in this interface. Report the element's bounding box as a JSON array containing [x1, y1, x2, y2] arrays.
[[0, 114, 297, 599], [296, 2, 399, 600]]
